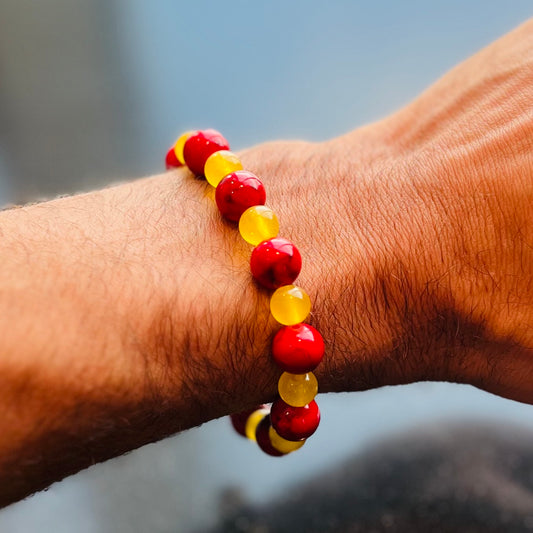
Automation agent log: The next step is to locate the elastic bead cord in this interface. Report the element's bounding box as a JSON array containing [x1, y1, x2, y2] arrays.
[[165, 129, 324, 456]]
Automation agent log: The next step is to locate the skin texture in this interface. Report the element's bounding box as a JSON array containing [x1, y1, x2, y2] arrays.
[[0, 19, 532, 507]]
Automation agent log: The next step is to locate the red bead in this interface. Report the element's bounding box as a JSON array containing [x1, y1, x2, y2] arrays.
[[183, 129, 230, 176], [215, 170, 266, 222], [272, 324, 325, 373], [255, 415, 285, 457], [230, 405, 267, 438], [165, 147, 182, 169], [270, 398, 320, 441], [250, 238, 302, 289]]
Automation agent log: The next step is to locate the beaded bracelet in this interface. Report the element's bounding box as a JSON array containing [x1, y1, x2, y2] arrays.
[[166, 129, 325, 457]]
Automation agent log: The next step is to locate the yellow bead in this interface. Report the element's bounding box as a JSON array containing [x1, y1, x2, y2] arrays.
[[268, 426, 305, 454], [174, 131, 194, 165], [270, 285, 311, 325], [278, 372, 318, 407], [204, 150, 243, 188], [245, 407, 269, 441], [239, 206, 279, 245]]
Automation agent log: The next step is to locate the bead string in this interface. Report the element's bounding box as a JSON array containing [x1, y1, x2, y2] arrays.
[[166, 129, 325, 456]]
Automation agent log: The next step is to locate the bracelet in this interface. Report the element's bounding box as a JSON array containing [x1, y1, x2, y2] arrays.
[[166, 129, 324, 457]]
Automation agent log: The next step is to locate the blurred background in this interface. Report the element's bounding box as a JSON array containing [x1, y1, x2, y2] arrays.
[[0, 1, 533, 532]]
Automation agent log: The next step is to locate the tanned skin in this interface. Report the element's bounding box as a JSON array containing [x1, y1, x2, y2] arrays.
[[0, 19, 532, 507]]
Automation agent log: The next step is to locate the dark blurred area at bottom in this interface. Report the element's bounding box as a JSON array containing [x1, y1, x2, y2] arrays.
[[208, 422, 533, 533]]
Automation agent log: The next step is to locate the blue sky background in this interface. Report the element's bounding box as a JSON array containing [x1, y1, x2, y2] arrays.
[[0, 2, 532, 532]]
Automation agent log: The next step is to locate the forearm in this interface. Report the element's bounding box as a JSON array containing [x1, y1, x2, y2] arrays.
[[0, 176, 266, 505], [0, 152, 408, 506], [0, 182, 157, 504]]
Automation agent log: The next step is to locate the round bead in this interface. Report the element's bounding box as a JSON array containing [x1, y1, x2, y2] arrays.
[[270, 399, 320, 441], [204, 150, 243, 188], [278, 372, 318, 407], [270, 285, 311, 325], [230, 405, 268, 438], [165, 146, 182, 169], [268, 426, 305, 454], [215, 171, 266, 222], [245, 407, 269, 441], [271, 324, 325, 373], [174, 131, 195, 165], [239, 205, 279, 245], [183, 129, 230, 176], [250, 238, 302, 289], [255, 415, 285, 457]]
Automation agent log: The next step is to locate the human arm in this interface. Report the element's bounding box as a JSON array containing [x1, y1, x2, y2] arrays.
[[0, 18, 532, 507]]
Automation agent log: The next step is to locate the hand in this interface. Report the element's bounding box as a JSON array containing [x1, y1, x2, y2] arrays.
[[228, 18, 533, 405]]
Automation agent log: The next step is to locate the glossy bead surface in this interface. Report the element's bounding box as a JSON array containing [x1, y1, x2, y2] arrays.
[[165, 147, 182, 169], [250, 238, 302, 289], [215, 171, 266, 222], [270, 285, 311, 325], [278, 372, 318, 407], [270, 399, 320, 441], [204, 150, 243, 188], [268, 426, 305, 454], [174, 131, 195, 165], [271, 324, 325, 373], [239, 205, 279, 245], [255, 416, 285, 457], [230, 405, 267, 438], [183, 129, 230, 176], [245, 407, 269, 441]]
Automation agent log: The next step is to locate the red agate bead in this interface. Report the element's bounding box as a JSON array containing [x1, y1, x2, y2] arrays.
[[183, 129, 230, 176], [215, 170, 266, 222], [230, 405, 267, 438], [250, 238, 302, 289], [270, 399, 320, 441], [165, 147, 182, 169], [255, 416, 285, 457], [272, 324, 324, 373]]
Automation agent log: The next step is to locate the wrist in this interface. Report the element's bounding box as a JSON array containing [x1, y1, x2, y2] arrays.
[[231, 136, 444, 396]]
